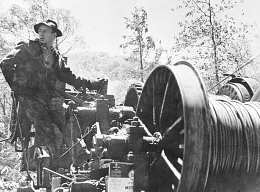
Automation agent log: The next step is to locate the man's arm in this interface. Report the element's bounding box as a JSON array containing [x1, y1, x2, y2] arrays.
[[57, 63, 101, 91], [0, 42, 28, 89]]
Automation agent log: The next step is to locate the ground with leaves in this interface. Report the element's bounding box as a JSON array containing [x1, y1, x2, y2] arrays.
[[0, 143, 26, 192]]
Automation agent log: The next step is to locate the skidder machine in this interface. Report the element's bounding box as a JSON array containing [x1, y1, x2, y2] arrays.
[[18, 61, 260, 192]]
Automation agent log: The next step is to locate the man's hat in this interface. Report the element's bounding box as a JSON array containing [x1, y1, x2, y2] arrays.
[[34, 19, 62, 37]]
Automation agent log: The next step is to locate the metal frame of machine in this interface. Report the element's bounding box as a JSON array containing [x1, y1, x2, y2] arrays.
[[17, 61, 260, 192]]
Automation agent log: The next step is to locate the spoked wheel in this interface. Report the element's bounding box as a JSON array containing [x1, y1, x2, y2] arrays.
[[136, 62, 211, 192], [124, 82, 143, 111], [217, 77, 259, 102], [217, 82, 248, 102]]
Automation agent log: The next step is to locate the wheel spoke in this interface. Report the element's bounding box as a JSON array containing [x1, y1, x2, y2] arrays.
[[161, 150, 181, 180], [171, 172, 180, 188], [164, 147, 184, 158], [174, 148, 184, 158], [163, 116, 183, 139], [159, 116, 184, 161], [152, 78, 157, 130], [164, 150, 182, 173], [177, 158, 183, 166], [150, 152, 180, 189], [159, 74, 172, 129], [172, 159, 182, 173]]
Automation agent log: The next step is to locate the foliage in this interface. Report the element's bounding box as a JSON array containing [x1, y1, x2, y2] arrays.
[[0, 0, 81, 142], [67, 50, 146, 103], [0, 78, 11, 139], [172, 0, 252, 89], [145, 40, 170, 72], [121, 7, 155, 82], [0, 0, 81, 56], [0, 2, 87, 187]]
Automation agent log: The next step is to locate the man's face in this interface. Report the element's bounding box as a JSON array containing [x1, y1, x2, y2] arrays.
[[38, 25, 56, 45]]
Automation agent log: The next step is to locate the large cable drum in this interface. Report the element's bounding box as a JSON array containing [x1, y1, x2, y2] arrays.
[[217, 77, 259, 102], [136, 62, 260, 192], [136, 62, 211, 192]]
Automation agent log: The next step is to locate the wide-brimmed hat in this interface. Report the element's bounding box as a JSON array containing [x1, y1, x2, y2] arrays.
[[34, 19, 62, 37]]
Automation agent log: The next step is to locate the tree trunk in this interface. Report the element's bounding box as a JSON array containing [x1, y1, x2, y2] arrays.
[[208, 0, 219, 85], [138, 37, 144, 82]]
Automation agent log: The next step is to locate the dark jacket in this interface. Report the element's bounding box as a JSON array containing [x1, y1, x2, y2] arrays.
[[0, 39, 93, 99]]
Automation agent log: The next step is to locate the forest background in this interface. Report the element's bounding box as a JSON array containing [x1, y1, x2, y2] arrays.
[[0, 0, 260, 190]]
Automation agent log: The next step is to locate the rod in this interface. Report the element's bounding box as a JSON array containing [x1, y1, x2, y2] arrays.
[[43, 167, 74, 181], [208, 53, 260, 92]]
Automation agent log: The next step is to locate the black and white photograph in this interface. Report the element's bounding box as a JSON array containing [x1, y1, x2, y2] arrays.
[[0, 0, 260, 191]]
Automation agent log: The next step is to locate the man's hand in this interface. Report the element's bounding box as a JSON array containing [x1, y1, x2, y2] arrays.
[[80, 78, 108, 94], [92, 78, 107, 88], [91, 78, 108, 94]]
